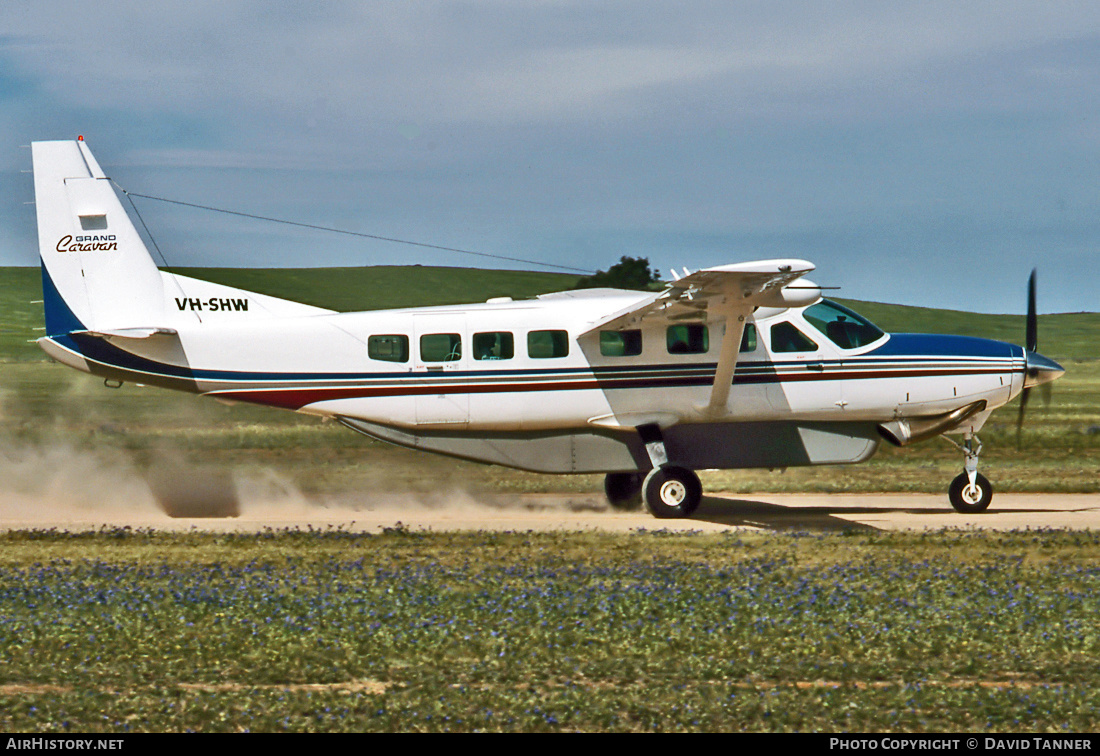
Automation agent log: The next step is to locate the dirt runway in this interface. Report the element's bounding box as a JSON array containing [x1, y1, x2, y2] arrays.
[[3, 491, 1099, 534]]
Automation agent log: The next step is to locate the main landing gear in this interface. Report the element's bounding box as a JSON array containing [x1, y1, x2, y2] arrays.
[[944, 434, 993, 513], [641, 466, 702, 518], [604, 424, 703, 519], [603, 467, 703, 518]]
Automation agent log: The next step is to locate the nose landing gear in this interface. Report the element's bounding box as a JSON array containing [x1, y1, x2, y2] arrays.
[[945, 435, 993, 513]]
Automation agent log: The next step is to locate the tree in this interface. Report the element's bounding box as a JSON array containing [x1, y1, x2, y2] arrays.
[[572, 256, 661, 291]]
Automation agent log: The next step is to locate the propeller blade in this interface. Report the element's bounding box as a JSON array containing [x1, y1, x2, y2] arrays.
[[1018, 269, 1059, 447], [1016, 386, 1031, 447], [1026, 269, 1038, 353]]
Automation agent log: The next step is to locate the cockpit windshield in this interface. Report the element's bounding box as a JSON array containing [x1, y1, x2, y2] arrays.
[[803, 300, 885, 349]]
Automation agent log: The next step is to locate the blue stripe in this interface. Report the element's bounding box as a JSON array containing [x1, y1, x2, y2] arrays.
[[57, 328, 1022, 388], [866, 334, 1022, 360], [41, 263, 86, 336]]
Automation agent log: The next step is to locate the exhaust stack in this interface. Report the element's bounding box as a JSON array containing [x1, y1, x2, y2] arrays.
[[878, 400, 988, 447]]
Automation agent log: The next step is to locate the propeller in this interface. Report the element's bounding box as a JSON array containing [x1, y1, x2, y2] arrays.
[[1025, 269, 1038, 353], [1017, 269, 1060, 446], [1016, 271, 1035, 446]]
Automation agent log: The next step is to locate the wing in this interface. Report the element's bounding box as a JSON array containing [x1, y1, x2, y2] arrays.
[[581, 259, 819, 334], [581, 259, 822, 417]]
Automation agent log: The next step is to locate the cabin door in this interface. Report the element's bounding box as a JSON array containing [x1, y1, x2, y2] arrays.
[[413, 314, 469, 427]]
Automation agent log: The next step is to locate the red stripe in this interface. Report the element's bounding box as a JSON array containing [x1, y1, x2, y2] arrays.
[[209, 366, 1012, 411], [217, 379, 606, 409]]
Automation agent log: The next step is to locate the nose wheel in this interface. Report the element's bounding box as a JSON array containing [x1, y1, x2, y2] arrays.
[[945, 435, 993, 513], [949, 471, 993, 513]]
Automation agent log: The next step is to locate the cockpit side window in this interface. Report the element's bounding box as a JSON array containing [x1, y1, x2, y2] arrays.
[[770, 322, 819, 353], [803, 300, 885, 349]]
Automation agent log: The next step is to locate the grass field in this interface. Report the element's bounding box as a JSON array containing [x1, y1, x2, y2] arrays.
[[2, 528, 1100, 733]]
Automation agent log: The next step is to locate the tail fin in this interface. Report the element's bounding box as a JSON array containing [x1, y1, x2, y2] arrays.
[[32, 138, 166, 335], [32, 138, 331, 338]]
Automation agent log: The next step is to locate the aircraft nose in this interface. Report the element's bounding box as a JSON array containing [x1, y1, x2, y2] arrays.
[[1023, 351, 1065, 388]]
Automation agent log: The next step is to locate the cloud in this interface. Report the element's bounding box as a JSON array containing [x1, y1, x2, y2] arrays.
[[2, 2, 1098, 311], [5, 1, 1099, 129]]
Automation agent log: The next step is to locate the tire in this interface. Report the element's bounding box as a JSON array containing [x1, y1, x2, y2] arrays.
[[642, 466, 702, 519], [949, 472, 993, 513], [604, 472, 644, 511]]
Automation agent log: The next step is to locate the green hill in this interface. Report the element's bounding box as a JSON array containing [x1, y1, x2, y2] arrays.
[[165, 265, 581, 313], [0, 267, 44, 362]]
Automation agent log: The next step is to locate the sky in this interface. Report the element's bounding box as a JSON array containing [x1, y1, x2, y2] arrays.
[[1, 1, 1098, 314]]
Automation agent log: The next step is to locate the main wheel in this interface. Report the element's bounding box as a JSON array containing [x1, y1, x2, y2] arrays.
[[604, 472, 644, 511], [642, 466, 702, 519], [949, 472, 993, 513]]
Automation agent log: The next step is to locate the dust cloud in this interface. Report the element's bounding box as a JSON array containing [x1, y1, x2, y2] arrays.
[[0, 442, 159, 525], [0, 437, 608, 531]]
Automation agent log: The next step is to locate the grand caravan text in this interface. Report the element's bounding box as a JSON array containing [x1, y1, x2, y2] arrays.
[[55, 235, 118, 252]]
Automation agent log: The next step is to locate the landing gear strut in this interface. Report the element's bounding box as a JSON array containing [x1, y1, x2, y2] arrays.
[[634, 423, 703, 518], [600, 424, 705, 519], [945, 435, 993, 513]]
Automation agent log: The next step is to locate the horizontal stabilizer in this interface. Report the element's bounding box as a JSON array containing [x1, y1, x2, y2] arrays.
[[74, 327, 179, 340]]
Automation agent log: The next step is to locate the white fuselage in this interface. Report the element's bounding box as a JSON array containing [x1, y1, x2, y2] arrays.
[[42, 288, 1026, 436]]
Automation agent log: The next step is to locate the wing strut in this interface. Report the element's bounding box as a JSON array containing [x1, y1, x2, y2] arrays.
[[576, 259, 822, 420], [704, 311, 747, 415]]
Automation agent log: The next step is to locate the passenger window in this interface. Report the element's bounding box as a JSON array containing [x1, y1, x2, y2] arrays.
[[420, 333, 462, 362], [803, 300, 885, 349], [740, 323, 757, 353], [473, 331, 514, 360], [770, 322, 819, 353], [367, 334, 409, 363], [600, 330, 642, 357], [528, 330, 570, 359], [666, 324, 708, 354]]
